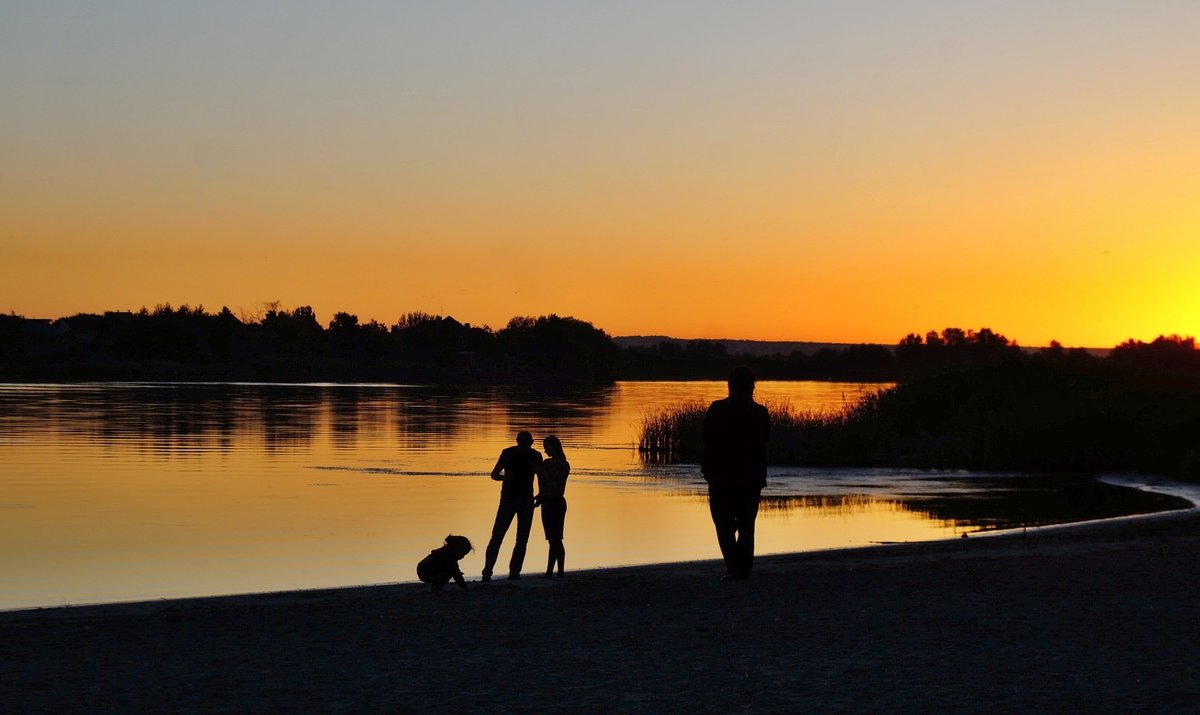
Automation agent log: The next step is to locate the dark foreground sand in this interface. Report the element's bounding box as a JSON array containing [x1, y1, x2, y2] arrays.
[[5, 511, 1200, 714]]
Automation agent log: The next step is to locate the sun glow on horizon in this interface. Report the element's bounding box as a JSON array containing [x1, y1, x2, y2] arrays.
[[2, 2, 1198, 347]]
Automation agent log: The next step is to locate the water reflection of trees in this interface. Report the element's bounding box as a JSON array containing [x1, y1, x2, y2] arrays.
[[2, 385, 314, 456], [389, 387, 483, 453], [327, 387, 361, 451], [260, 392, 318, 451], [0, 383, 619, 459], [495, 384, 616, 448], [382, 384, 617, 453], [36, 385, 249, 457]]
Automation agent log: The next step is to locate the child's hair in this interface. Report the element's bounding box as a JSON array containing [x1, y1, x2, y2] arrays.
[[543, 434, 566, 460], [444, 534, 473, 555]]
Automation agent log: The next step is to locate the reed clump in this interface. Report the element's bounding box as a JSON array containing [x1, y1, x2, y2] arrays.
[[638, 359, 1200, 477], [638, 393, 888, 466], [637, 402, 709, 464]]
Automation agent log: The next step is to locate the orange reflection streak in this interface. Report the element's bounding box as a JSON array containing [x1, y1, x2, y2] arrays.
[[0, 382, 926, 609]]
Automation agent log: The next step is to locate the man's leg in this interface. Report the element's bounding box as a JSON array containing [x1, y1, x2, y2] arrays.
[[708, 485, 738, 576], [483, 500, 517, 579], [733, 490, 762, 578], [508, 500, 535, 577]]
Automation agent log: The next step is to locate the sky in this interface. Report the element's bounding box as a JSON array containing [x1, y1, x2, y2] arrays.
[[2, 1, 1197, 346]]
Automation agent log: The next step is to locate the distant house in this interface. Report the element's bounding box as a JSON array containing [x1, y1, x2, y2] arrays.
[[19, 318, 60, 338]]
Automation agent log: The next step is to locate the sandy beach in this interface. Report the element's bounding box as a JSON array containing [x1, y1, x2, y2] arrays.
[[4, 510, 1200, 713]]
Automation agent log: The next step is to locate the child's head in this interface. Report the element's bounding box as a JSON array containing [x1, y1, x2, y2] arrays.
[[444, 534, 473, 558]]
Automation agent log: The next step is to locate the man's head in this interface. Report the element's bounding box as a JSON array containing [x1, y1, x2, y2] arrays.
[[728, 365, 756, 398], [516, 431, 534, 447]]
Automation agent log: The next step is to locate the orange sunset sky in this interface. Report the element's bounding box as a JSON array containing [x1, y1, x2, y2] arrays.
[[2, 2, 1197, 346]]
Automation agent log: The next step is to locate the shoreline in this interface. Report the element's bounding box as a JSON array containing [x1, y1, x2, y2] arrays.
[[4, 491, 1195, 619], [6, 496, 1194, 618], [5, 508, 1200, 711]]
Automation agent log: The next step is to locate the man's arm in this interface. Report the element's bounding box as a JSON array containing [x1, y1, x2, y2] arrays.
[[490, 453, 505, 481], [453, 569, 467, 589]]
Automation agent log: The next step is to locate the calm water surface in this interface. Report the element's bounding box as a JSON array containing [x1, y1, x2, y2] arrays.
[[0, 381, 1186, 610]]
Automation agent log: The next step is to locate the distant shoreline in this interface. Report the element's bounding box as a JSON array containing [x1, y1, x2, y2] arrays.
[[1, 312, 1142, 384], [614, 335, 1113, 358]]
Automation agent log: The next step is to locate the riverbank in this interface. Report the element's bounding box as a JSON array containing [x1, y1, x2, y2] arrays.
[[4, 508, 1199, 713]]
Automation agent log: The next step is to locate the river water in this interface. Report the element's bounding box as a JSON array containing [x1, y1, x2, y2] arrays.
[[0, 381, 1187, 609]]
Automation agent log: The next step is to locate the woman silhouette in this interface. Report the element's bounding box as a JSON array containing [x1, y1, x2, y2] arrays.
[[534, 435, 570, 578]]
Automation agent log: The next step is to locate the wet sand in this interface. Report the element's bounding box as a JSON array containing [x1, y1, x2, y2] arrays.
[[4, 510, 1200, 713]]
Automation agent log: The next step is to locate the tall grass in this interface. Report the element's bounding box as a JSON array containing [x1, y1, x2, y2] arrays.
[[639, 360, 1200, 478], [638, 393, 887, 466], [637, 402, 707, 464]]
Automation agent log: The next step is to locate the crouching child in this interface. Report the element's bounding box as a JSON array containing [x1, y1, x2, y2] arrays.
[[417, 535, 473, 592]]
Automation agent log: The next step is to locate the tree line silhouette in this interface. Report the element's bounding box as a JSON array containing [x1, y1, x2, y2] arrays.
[[623, 327, 1051, 380], [0, 305, 616, 384], [7, 306, 1199, 476], [3, 306, 1198, 390]]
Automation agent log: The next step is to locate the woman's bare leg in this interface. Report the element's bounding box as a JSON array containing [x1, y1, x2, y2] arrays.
[[551, 540, 565, 576]]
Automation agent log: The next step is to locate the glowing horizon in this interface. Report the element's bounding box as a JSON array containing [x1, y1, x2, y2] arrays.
[[3, 2, 1197, 347]]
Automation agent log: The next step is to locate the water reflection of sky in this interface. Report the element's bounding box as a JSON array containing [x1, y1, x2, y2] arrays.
[[582, 463, 1191, 532], [0, 382, 1191, 610]]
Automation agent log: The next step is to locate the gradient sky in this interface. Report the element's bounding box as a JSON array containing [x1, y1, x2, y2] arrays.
[[2, 1, 1197, 345]]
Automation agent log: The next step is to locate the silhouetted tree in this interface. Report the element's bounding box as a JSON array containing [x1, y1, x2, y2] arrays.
[[391, 313, 491, 365], [895, 327, 1023, 377], [260, 305, 323, 356], [209, 307, 244, 361], [328, 312, 363, 356], [1110, 335, 1200, 376], [499, 315, 618, 383]]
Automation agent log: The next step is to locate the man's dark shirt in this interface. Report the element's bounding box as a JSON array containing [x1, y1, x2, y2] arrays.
[[496, 445, 543, 500], [701, 396, 771, 491]]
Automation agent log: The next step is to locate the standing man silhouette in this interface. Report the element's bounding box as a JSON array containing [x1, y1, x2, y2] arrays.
[[702, 366, 771, 581], [482, 431, 543, 581]]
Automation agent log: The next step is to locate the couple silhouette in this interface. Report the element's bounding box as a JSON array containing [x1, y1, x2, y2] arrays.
[[482, 366, 769, 584], [482, 431, 570, 581]]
